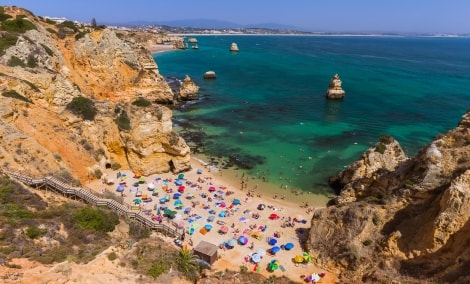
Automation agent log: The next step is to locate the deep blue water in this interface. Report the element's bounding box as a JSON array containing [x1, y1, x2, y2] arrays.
[[153, 35, 470, 194]]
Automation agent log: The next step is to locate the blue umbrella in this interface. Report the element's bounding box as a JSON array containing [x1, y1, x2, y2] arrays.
[[271, 246, 280, 253], [238, 236, 248, 245], [175, 179, 183, 186], [173, 193, 181, 199], [269, 238, 278, 246], [284, 243, 294, 250], [227, 238, 237, 247], [204, 224, 213, 231], [174, 199, 182, 206], [116, 184, 125, 192], [232, 198, 241, 205]]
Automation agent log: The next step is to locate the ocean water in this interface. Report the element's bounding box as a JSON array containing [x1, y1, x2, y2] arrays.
[[153, 35, 470, 195]]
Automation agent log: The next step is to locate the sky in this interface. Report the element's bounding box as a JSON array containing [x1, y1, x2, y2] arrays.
[[3, 0, 470, 33]]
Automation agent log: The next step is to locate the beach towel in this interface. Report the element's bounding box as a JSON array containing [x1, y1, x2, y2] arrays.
[[279, 265, 286, 272]]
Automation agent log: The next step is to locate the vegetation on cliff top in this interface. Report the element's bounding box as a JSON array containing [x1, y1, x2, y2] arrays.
[[0, 175, 118, 265]]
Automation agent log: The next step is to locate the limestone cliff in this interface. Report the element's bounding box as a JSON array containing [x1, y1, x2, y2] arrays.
[[0, 6, 190, 181], [309, 112, 470, 283], [178, 75, 199, 101]]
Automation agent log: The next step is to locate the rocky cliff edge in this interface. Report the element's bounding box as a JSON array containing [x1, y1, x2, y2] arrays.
[[0, 6, 190, 181], [308, 112, 470, 283]]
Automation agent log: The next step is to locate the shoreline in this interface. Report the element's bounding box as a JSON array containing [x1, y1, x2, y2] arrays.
[[85, 155, 337, 282]]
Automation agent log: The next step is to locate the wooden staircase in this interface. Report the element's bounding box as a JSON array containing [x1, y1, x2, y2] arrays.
[[2, 169, 183, 238]]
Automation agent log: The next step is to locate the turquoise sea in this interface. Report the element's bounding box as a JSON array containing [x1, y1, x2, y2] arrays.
[[153, 35, 470, 195]]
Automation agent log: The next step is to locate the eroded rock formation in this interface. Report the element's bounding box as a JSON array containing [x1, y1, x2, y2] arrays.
[[178, 75, 199, 101], [0, 6, 190, 181], [309, 112, 470, 283], [229, 42, 239, 52], [326, 74, 345, 99]]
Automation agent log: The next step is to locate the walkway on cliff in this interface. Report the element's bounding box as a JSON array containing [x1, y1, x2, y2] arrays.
[[1, 169, 184, 239]]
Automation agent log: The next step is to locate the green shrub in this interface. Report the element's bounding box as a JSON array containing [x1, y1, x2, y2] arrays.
[[1, 17, 36, 32], [110, 162, 121, 170], [7, 55, 25, 67], [107, 251, 117, 261], [72, 207, 119, 232], [23, 80, 40, 92], [0, 33, 18, 56], [362, 239, 373, 246], [116, 111, 131, 130], [66, 96, 97, 120], [27, 54, 37, 68], [0, 8, 13, 22], [93, 169, 103, 179], [2, 90, 32, 103], [57, 21, 78, 32], [26, 225, 47, 239], [148, 260, 170, 278], [379, 134, 394, 145], [375, 142, 386, 154], [46, 28, 56, 34], [132, 97, 151, 107], [75, 31, 87, 41], [45, 18, 56, 25]]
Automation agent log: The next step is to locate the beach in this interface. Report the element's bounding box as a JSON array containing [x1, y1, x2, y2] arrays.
[[86, 157, 337, 283]]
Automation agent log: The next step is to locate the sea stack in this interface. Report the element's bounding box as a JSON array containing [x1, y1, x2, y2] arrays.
[[203, 70, 216, 79], [178, 75, 200, 100], [326, 74, 345, 99], [229, 42, 239, 52]]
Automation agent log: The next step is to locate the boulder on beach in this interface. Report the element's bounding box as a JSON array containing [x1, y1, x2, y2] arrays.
[[326, 74, 345, 99]]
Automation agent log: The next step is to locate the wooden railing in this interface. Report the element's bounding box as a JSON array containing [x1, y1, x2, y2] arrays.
[[2, 169, 183, 238]]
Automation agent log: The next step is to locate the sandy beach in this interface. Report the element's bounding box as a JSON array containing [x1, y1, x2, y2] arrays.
[[86, 157, 338, 283]]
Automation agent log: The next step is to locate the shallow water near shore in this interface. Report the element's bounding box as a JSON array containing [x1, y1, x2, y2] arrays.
[[154, 35, 470, 197]]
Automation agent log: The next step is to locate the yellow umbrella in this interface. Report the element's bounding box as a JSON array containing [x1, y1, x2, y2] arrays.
[[294, 255, 304, 263]]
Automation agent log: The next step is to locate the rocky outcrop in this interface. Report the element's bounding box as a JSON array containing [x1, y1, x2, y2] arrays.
[[229, 42, 239, 52], [0, 6, 191, 181], [310, 112, 470, 283], [326, 74, 345, 99], [203, 71, 216, 79], [178, 75, 199, 101], [329, 135, 408, 204]]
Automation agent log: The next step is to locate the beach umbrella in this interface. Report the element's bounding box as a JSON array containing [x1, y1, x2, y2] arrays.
[[270, 246, 280, 254], [208, 186, 216, 192], [178, 221, 186, 228], [138, 177, 145, 183], [116, 184, 125, 192], [218, 211, 226, 217], [178, 185, 185, 192], [232, 198, 241, 205], [220, 202, 226, 208], [164, 208, 172, 216], [268, 260, 279, 271], [219, 225, 229, 234], [178, 173, 185, 179], [251, 253, 261, 263], [294, 255, 305, 263], [186, 193, 194, 199], [239, 216, 248, 223], [257, 204, 266, 210], [196, 169, 203, 174], [227, 238, 237, 247], [175, 179, 183, 186], [133, 198, 141, 204], [173, 192, 181, 199], [238, 236, 248, 245], [147, 183, 155, 190], [204, 224, 213, 231], [256, 248, 266, 257], [269, 238, 277, 246], [269, 213, 280, 220], [284, 243, 294, 250], [174, 199, 182, 206]]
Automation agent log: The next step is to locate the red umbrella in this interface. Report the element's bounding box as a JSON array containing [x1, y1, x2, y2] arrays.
[[219, 225, 229, 234], [178, 185, 185, 193], [269, 213, 280, 220]]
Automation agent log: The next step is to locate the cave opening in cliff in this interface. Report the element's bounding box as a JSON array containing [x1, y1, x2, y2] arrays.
[[105, 163, 111, 169], [169, 160, 175, 172]]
